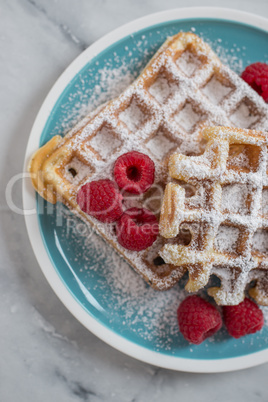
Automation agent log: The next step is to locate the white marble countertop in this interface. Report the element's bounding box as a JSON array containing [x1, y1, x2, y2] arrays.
[[1, 0, 268, 401]]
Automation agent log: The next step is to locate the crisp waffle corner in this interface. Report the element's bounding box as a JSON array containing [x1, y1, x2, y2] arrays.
[[160, 126, 268, 305], [29, 32, 268, 292]]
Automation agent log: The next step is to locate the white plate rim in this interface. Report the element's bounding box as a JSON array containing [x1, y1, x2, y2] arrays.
[[22, 7, 268, 373]]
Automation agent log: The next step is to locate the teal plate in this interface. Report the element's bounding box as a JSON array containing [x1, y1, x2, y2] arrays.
[[24, 8, 268, 371]]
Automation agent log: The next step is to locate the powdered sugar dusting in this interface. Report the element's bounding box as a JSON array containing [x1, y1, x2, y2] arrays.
[[146, 130, 175, 159], [176, 50, 201, 76], [119, 98, 145, 131], [230, 102, 260, 128], [51, 65, 137, 138], [262, 189, 268, 215], [160, 126, 268, 306], [214, 225, 240, 253], [174, 103, 200, 132], [57, 204, 187, 349], [90, 127, 122, 159], [221, 184, 248, 215], [149, 75, 173, 103], [44, 30, 268, 346], [253, 230, 268, 254], [64, 157, 93, 185], [202, 75, 232, 105]]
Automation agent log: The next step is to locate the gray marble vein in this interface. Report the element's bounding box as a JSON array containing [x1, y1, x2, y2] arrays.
[[23, 0, 89, 51], [1, 0, 268, 401]]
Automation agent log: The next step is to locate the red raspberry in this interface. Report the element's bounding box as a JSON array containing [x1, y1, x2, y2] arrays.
[[241, 62, 268, 102], [222, 298, 264, 339], [77, 179, 123, 223], [116, 207, 159, 251], [177, 296, 222, 345], [114, 151, 155, 194]]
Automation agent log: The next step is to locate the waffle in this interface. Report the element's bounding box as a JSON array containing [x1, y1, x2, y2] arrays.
[[160, 126, 268, 305], [29, 32, 268, 291]]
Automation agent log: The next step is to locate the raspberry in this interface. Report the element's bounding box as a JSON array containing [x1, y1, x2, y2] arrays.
[[77, 179, 123, 223], [116, 207, 159, 251], [222, 298, 264, 339], [177, 296, 222, 345], [114, 151, 155, 194], [241, 62, 268, 102]]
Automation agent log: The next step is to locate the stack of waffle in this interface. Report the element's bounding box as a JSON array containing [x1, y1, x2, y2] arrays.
[[29, 32, 268, 298]]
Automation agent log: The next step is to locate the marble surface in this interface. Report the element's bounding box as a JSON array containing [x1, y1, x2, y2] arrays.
[[1, 0, 268, 400]]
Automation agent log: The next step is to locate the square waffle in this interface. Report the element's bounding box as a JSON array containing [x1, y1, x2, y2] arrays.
[[160, 126, 268, 305], [29, 32, 268, 291]]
